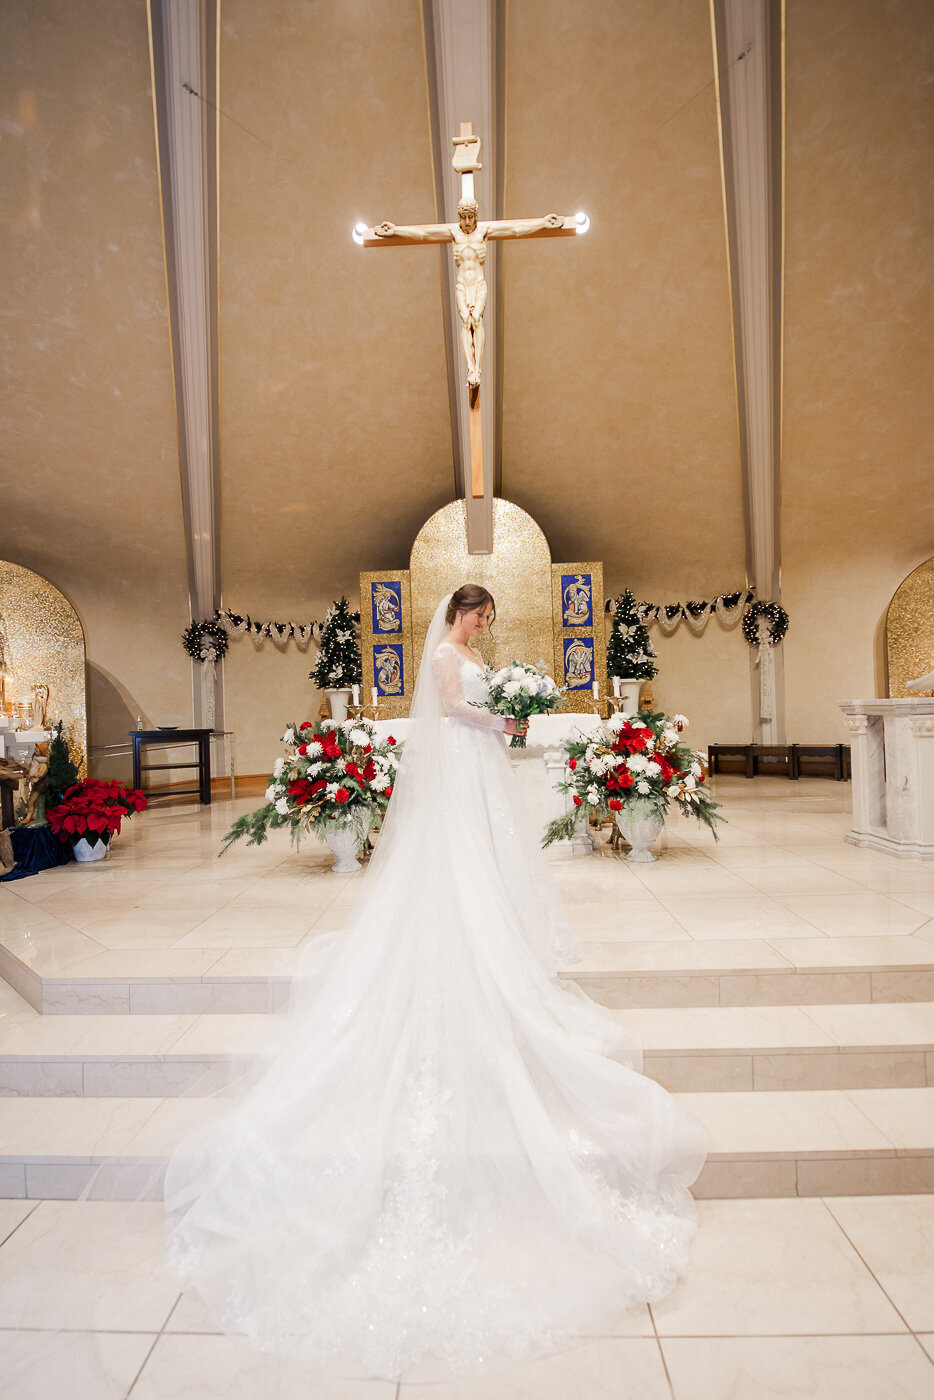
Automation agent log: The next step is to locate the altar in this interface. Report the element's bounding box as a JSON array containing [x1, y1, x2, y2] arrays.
[[373, 711, 604, 859], [840, 698, 934, 860]]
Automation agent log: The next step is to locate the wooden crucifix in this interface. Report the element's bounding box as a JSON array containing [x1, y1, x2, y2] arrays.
[[356, 124, 588, 498]]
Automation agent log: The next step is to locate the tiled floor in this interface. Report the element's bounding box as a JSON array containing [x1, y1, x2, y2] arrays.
[[2, 777, 934, 1395]]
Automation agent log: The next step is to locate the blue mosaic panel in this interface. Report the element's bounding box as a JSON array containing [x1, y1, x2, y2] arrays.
[[561, 573, 593, 627], [370, 580, 402, 634], [373, 643, 404, 697], [563, 636, 594, 691]]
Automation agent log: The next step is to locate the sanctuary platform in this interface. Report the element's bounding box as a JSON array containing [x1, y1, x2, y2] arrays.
[[1, 776, 933, 1205]]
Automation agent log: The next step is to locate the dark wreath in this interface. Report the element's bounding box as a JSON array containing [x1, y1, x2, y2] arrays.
[[182, 619, 230, 663], [741, 601, 789, 646]]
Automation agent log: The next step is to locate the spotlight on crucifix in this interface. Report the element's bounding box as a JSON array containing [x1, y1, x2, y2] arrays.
[[353, 123, 589, 501]]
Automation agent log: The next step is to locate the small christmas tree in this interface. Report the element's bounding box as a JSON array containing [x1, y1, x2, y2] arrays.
[[46, 720, 81, 805], [310, 596, 362, 689], [606, 589, 658, 680]]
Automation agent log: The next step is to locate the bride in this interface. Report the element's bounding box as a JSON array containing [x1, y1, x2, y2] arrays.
[[163, 585, 708, 1380]]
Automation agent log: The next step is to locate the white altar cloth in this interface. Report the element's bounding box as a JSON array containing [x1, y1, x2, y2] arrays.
[[372, 712, 605, 859]]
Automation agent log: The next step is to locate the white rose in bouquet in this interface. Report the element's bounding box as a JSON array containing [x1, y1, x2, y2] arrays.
[[503, 681, 522, 698]]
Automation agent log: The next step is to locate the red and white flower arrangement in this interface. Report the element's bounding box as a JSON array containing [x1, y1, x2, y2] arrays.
[[542, 709, 722, 846], [46, 779, 148, 852], [221, 718, 402, 852]]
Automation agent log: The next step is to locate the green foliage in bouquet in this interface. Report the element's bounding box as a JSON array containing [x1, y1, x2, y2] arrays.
[[606, 589, 658, 681], [221, 717, 401, 854], [542, 709, 722, 847], [46, 720, 81, 805], [309, 597, 362, 690]]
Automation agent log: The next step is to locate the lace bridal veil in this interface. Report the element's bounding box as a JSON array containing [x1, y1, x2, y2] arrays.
[[13, 593, 707, 1393]]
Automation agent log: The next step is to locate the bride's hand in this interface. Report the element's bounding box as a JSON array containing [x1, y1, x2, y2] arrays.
[[505, 718, 529, 738]]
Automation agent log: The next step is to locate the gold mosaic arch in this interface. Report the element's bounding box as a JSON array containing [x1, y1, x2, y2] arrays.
[[0, 560, 87, 768], [360, 499, 605, 715], [886, 557, 934, 698]]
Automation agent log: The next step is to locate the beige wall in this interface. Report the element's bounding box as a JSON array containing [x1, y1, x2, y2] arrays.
[[782, 0, 933, 742], [0, 0, 192, 783]]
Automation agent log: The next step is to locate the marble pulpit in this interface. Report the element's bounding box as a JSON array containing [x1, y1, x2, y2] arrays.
[[839, 699, 934, 860]]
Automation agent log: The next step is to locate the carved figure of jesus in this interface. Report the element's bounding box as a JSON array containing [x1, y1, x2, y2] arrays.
[[374, 201, 563, 389]]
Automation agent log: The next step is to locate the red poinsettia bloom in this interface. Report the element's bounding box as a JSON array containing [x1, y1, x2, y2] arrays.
[[309, 779, 328, 795], [334, 787, 350, 803], [572, 794, 582, 806], [46, 779, 147, 846], [654, 755, 675, 784], [608, 799, 622, 811], [568, 758, 577, 770], [287, 778, 315, 805], [613, 723, 652, 754]]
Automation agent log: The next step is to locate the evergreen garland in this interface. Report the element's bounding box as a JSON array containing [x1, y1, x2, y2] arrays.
[[310, 597, 363, 689], [606, 589, 658, 680], [741, 601, 789, 646], [46, 720, 80, 805]]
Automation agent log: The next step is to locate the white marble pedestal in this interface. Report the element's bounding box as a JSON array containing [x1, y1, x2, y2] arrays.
[[839, 699, 934, 860], [372, 713, 604, 860]]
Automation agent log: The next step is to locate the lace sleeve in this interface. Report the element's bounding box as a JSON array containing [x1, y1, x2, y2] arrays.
[[432, 645, 507, 732]]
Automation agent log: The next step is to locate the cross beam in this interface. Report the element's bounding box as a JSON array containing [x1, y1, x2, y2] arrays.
[[355, 125, 587, 500]]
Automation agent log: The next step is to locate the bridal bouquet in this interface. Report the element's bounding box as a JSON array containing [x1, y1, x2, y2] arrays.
[[542, 709, 722, 845], [221, 718, 402, 853], [472, 660, 564, 748]]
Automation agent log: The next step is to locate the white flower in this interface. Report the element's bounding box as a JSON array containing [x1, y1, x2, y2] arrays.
[[272, 758, 286, 778], [265, 785, 278, 802], [644, 760, 661, 777], [305, 737, 323, 752], [492, 668, 511, 685], [684, 774, 696, 789], [538, 676, 556, 694], [607, 711, 629, 731], [690, 762, 703, 778], [340, 718, 357, 732], [510, 666, 526, 681], [282, 728, 296, 744], [503, 680, 522, 698], [520, 677, 539, 695], [636, 780, 651, 795], [371, 774, 389, 792], [667, 784, 680, 796], [627, 753, 648, 774], [274, 797, 290, 815], [673, 714, 689, 729], [586, 785, 601, 804], [349, 728, 370, 747], [305, 761, 324, 777]]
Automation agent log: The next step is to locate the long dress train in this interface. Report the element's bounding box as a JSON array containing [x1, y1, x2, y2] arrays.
[[163, 618, 708, 1380]]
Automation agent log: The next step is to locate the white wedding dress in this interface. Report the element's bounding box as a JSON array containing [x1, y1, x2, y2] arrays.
[[163, 604, 708, 1381]]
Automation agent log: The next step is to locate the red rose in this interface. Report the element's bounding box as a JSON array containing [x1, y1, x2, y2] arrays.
[[325, 743, 341, 759], [298, 744, 308, 756], [363, 760, 376, 782], [387, 736, 396, 746], [300, 721, 314, 730], [572, 795, 582, 806], [344, 761, 360, 778], [618, 770, 633, 788], [384, 785, 393, 797], [334, 787, 350, 803], [608, 799, 622, 811], [568, 758, 577, 771]]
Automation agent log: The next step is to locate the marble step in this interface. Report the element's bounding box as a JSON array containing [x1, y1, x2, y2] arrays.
[[1, 1086, 932, 1200], [5, 934, 934, 1015], [3, 1003, 934, 1096]]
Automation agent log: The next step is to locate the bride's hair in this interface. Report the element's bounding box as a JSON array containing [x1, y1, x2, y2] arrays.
[[446, 584, 496, 628]]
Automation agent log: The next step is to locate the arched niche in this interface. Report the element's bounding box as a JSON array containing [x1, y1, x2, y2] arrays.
[[0, 560, 87, 767], [885, 557, 934, 697]]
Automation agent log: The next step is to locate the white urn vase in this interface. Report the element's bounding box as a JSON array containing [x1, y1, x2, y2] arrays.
[[613, 679, 643, 712], [325, 688, 353, 722], [614, 803, 664, 863], [72, 836, 110, 863], [324, 823, 367, 874]]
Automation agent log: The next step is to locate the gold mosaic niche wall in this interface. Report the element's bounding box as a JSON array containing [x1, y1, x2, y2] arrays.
[[886, 557, 934, 698], [0, 560, 87, 769], [361, 499, 607, 716]]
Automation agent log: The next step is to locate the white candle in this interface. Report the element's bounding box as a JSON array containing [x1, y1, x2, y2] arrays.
[[371, 686, 378, 707], [612, 676, 621, 697], [592, 681, 599, 699], [351, 684, 360, 706]]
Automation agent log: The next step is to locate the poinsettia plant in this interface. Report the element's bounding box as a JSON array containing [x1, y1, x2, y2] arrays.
[[221, 717, 402, 853], [542, 710, 722, 847], [46, 779, 148, 849]]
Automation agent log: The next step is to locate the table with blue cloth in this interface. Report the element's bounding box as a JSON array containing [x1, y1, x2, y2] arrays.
[[0, 825, 73, 881]]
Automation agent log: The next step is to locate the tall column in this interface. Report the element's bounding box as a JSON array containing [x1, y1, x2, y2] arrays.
[[148, 0, 222, 725], [711, 0, 785, 742]]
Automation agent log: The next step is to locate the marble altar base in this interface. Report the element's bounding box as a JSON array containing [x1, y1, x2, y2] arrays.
[[839, 699, 934, 860]]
